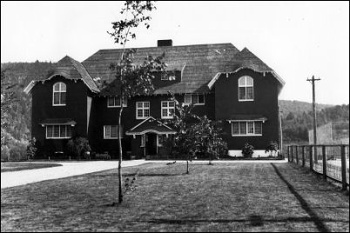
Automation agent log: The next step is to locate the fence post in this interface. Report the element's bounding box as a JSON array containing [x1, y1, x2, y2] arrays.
[[340, 145, 347, 190], [287, 146, 290, 162], [291, 146, 294, 163], [309, 145, 313, 171], [322, 145, 327, 180], [302, 146, 305, 167], [296, 146, 299, 165]]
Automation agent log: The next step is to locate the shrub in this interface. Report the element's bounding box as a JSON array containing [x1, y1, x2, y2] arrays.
[[26, 137, 37, 160], [265, 141, 279, 157], [66, 137, 91, 160], [242, 143, 254, 158], [9, 141, 28, 161], [1, 146, 10, 161]]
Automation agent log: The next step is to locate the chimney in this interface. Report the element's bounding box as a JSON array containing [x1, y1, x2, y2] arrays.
[[157, 39, 173, 47]]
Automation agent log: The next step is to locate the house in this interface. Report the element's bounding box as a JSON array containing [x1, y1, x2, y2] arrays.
[[24, 40, 285, 159]]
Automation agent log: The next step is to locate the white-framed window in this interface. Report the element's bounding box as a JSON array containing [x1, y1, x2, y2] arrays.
[[231, 121, 262, 136], [136, 102, 150, 119], [46, 125, 72, 139], [103, 125, 123, 139], [238, 76, 254, 101], [107, 96, 127, 108], [184, 94, 205, 105], [53, 82, 66, 106], [161, 101, 175, 119]]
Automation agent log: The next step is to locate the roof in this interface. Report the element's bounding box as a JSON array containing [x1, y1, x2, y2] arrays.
[[126, 116, 176, 135], [227, 114, 268, 123], [39, 118, 77, 126], [24, 56, 100, 94], [82, 43, 241, 95], [208, 48, 285, 89]]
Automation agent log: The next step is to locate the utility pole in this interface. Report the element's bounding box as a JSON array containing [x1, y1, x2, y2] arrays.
[[307, 75, 321, 163]]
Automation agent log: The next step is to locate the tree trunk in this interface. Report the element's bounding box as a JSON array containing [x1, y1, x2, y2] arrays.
[[118, 105, 124, 203]]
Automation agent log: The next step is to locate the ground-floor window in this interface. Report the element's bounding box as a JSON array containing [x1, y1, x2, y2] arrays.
[[231, 121, 262, 136], [46, 125, 72, 139], [104, 125, 123, 139]]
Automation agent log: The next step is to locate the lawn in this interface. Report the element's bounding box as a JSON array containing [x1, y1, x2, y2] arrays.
[[1, 162, 349, 232], [1, 162, 62, 172]]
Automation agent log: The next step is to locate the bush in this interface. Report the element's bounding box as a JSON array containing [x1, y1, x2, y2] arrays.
[[9, 140, 28, 161], [26, 137, 37, 160], [265, 141, 279, 157], [66, 137, 91, 160], [242, 143, 254, 158], [1, 146, 10, 161]]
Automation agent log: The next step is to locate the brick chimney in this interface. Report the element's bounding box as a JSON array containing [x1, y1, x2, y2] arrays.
[[157, 39, 173, 47]]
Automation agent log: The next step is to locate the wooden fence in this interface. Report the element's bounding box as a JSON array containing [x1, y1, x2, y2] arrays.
[[287, 144, 349, 190]]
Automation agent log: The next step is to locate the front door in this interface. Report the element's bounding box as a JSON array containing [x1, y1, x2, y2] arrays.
[[146, 133, 157, 155]]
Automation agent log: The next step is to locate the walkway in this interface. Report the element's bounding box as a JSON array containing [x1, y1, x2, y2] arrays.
[[1, 160, 146, 188]]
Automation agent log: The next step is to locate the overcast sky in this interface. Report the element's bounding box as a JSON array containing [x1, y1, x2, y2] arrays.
[[1, 1, 349, 105]]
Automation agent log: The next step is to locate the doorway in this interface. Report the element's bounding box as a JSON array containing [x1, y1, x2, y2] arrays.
[[146, 133, 157, 155]]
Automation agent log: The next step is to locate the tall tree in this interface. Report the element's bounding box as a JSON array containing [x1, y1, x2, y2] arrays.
[[107, 1, 165, 204]]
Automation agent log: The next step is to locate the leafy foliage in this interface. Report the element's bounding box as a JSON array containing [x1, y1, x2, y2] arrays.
[[26, 137, 38, 160], [265, 141, 279, 157], [66, 137, 91, 160], [242, 143, 254, 158]]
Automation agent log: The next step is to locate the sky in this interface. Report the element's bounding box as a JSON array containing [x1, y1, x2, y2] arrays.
[[1, 1, 349, 105]]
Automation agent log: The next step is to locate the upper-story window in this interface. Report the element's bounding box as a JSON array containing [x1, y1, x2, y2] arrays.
[[161, 101, 175, 119], [107, 96, 127, 108], [53, 82, 66, 106], [238, 76, 254, 101], [184, 94, 205, 105], [136, 101, 150, 119]]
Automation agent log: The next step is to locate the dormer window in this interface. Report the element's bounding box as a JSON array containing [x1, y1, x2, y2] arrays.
[[107, 96, 127, 108], [53, 82, 66, 106], [184, 94, 205, 106], [238, 76, 254, 101]]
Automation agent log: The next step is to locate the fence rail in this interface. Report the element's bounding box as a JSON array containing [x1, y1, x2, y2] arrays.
[[287, 144, 349, 190]]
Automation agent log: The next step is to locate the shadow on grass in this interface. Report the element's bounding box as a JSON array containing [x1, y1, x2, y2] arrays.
[[270, 163, 330, 232], [145, 216, 348, 225]]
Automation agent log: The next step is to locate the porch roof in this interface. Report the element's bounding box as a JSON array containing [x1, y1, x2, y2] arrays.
[[126, 116, 176, 135], [39, 118, 77, 126]]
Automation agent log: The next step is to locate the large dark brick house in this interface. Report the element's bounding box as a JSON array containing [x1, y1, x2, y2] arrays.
[[24, 40, 285, 159]]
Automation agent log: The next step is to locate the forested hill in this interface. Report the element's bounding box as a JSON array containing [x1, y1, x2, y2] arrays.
[[279, 100, 333, 117], [1, 61, 349, 148]]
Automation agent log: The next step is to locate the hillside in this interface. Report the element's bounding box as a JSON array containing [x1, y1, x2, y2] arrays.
[[279, 100, 333, 117]]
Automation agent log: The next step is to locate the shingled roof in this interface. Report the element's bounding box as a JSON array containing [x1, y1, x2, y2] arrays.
[[24, 56, 100, 94], [82, 43, 284, 95], [82, 43, 242, 95]]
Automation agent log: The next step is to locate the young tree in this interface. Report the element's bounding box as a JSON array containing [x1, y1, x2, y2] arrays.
[[107, 1, 166, 204]]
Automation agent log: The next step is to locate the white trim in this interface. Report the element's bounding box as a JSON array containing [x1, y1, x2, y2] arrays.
[[230, 121, 263, 137], [23, 80, 36, 94], [238, 76, 254, 101], [103, 125, 123, 139], [52, 82, 66, 106], [126, 129, 176, 136], [46, 125, 72, 139], [161, 101, 175, 119], [207, 67, 285, 90], [136, 101, 150, 119], [107, 96, 127, 108]]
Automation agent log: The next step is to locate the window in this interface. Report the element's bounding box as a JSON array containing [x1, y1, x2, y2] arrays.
[[107, 96, 127, 108], [161, 101, 175, 119], [136, 102, 150, 119], [158, 135, 166, 147], [184, 94, 205, 105], [231, 121, 262, 136], [53, 82, 66, 106], [104, 125, 123, 139], [238, 76, 254, 101], [46, 125, 72, 139]]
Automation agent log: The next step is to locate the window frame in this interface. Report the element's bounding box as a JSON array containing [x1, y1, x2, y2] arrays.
[[52, 82, 66, 106], [238, 76, 254, 102], [161, 101, 175, 119], [103, 125, 123, 139], [46, 125, 72, 139], [107, 96, 127, 108], [183, 94, 205, 106], [231, 121, 262, 137], [136, 101, 150, 120]]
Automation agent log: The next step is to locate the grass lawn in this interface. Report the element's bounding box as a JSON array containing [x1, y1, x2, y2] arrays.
[[1, 162, 62, 172], [1, 162, 349, 232]]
